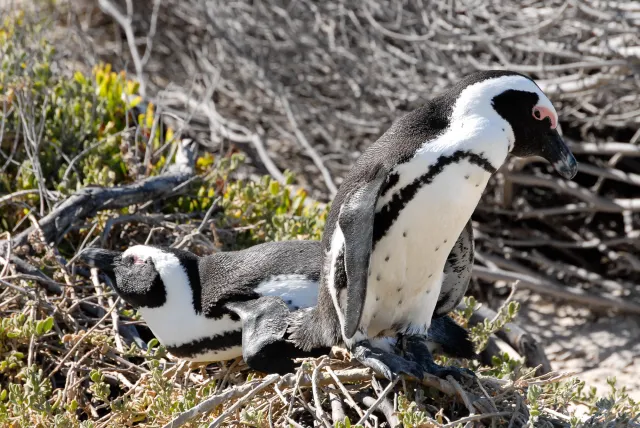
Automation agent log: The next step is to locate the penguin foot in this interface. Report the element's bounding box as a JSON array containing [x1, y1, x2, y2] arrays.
[[352, 341, 424, 381], [400, 334, 476, 382]]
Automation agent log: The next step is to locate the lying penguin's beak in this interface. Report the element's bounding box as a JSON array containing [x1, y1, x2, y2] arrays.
[[78, 248, 121, 272], [541, 129, 578, 180]]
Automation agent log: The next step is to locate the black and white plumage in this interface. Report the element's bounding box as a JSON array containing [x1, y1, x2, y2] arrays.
[[288, 70, 578, 380], [79, 240, 476, 374]]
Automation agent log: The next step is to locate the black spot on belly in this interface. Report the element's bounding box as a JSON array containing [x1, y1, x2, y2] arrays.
[[403, 231, 407, 237], [397, 287, 402, 292], [376, 296, 380, 301], [428, 274, 433, 278], [376, 274, 381, 281], [435, 246, 439, 251], [464, 175, 469, 179], [385, 256, 390, 262], [398, 300, 403, 305]]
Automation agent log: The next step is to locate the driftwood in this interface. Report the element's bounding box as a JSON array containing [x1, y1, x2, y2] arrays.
[[0, 139, 196, 252]]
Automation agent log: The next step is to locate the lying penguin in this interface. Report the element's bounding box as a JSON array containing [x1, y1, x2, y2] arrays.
[[286, 70, 578, 381], [79, 240, 476, 374]]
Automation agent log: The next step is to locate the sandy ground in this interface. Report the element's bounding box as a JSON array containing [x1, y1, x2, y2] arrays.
[[514, 290, 640, 401]]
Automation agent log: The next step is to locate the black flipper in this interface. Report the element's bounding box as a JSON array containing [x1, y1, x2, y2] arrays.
[[352, 340, 424, 381], [338, 171, 387, 339], [401, 335, 476, 381], [226, 297, 328, 375], [427, 316, 477, 360], [434, 221, 474, 318]]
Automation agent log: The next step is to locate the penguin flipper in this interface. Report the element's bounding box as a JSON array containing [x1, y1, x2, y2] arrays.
[[338, 171, 388, 339], [226, 297, 329, 374], [434, 220, 474, 318], [225, 296, 295, 374]]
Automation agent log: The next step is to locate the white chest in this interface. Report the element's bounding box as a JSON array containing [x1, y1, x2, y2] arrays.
[[360, 159, 491, 337]]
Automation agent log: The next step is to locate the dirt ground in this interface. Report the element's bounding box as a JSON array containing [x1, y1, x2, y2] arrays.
[[514, 290, 640, 402]]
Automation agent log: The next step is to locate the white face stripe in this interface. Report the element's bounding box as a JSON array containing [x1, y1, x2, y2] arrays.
[[122, 246, 242, 354], [450, 75, 557, 127], [254, 274, 318, 309]]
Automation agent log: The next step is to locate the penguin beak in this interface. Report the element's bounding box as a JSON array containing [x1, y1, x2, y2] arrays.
[[541, 129, 578, 180], [78, 248, 121, 272]]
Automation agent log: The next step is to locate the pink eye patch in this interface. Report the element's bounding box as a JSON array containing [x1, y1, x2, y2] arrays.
[[132, 255, 146, 265], [532, 106, 557, 129]]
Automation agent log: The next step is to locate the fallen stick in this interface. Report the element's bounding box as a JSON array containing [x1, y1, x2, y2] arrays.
[[472, 266, 640, 315], [0, 139, 196, 252]]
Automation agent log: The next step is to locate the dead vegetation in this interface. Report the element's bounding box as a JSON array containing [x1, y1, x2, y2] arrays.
[[0, 0, 640, 426]]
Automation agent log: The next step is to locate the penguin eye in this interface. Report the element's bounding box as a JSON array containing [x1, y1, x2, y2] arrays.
[[122, 255, 134, 266], [132, 255, 146, 265]]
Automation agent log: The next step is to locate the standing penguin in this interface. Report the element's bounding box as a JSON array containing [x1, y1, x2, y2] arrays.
[[79, 240, 476, 374], [288, 70, 578, 381]]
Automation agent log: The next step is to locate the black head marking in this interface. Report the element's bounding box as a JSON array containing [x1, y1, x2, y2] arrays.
[[491, 89, 577, 179], [112, 256, 166, 308]]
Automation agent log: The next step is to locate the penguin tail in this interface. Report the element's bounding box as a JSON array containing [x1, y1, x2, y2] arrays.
[[427, 315, 477, 360]]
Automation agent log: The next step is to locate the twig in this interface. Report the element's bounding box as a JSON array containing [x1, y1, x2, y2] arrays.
[[48, 297, 120, 378], [442, 411, 512, 428], [356, 377, 399, 426], [207, 375, 280, 428], [325, 366, 366, 418], [280, 96, 338, 197], [163, 374, 279, 428], [472, 265, 640, 315], [311, 358, 332, 428], [98, 0, 146, 97]]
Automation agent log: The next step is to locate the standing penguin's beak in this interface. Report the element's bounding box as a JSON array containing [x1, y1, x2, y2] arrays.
[[541, 129, 578, 180], [78, 248, 121, 272]]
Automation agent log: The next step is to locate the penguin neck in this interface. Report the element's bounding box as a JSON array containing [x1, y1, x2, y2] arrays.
[[134, 250, 203, 340], [417, 114, 511, 172]]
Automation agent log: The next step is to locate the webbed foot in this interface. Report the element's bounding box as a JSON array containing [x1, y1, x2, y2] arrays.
[[352, 340, 424, 381], [401, 334, 476, 381]]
